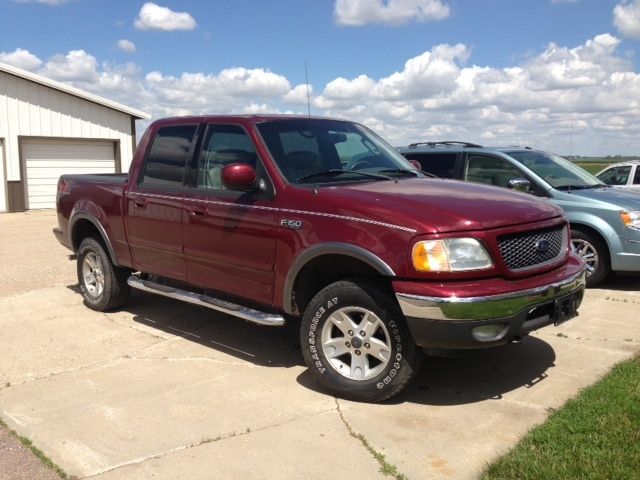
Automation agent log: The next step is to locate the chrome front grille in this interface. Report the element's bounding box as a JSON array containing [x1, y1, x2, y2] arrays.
[[498, 225, 567, 271]]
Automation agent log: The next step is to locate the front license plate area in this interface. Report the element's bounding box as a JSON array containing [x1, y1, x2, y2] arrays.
[[553, 293, 579, 326]]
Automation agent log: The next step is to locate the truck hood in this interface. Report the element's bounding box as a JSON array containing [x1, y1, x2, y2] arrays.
[[564, 186, 640, 211], [321, 178, 562, 234]]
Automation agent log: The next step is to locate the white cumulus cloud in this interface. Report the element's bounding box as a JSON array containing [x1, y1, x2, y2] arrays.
[[135, 2, 197, 31], [5, 33, 640, 156], [283, 84, 314, 104], [335, 0, 450, 26], [614, 0, 640, 38], [117, 39, 136, 53], [0, 48, 43, 71], [39, 50, 100, 82]]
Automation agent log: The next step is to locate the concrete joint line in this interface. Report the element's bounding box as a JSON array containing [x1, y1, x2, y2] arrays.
[[82, 407, 337, 478], [0, 355, 136, 390]]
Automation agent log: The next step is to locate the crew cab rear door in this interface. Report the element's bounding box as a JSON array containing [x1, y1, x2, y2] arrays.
[[124, 123, 199, 280], [182, 122, 278, 306]]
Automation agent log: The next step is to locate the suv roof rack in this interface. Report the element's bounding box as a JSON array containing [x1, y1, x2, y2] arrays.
[[407, 141, 483, 148]]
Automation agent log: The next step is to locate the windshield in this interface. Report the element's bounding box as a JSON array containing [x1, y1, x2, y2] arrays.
[[507, 150, 605, 189], [257, 118, 420, 184]]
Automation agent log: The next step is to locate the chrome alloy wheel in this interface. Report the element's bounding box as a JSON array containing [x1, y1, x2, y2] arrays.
[[82, 252, 105, 297], [571, 238, 599, 276], [320, 306, 392, 381]]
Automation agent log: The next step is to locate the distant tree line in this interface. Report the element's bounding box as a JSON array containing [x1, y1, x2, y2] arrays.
[[565, 155, 639, 163]]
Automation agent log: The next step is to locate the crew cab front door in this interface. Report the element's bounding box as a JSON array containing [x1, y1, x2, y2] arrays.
[[182, 123, 278, 306]]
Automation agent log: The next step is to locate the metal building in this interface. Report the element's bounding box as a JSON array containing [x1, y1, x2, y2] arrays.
[[0, 61, 149, 212]]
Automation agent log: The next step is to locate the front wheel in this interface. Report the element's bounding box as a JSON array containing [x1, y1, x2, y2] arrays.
[[300, 280, 421, 402], [77, 237, 131, 311], [571, 229, 610, 287]]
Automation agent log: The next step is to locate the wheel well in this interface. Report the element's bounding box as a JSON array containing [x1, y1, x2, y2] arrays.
[[290, 254, 388, 316], [72, 219, 107, 254], [570, 223, 611, 263]]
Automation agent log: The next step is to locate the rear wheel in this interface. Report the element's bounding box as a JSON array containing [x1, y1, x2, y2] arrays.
[[571, 229, 610, 287], [77, 237, 130, 311], [300, 279, 421, 402]]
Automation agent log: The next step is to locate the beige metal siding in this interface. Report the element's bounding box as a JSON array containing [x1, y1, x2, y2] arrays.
[[23, 139, 116, 209], [0, 70, 137, 211], [0, 139, 5, 212]]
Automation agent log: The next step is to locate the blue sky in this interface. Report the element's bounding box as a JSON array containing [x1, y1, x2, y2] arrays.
[[2, 0, 640, 155]]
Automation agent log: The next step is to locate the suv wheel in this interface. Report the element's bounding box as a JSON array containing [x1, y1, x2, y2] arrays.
[[300, 279, 421, 402], [77, 237, 131, 311], [571, 229, 609, 287]]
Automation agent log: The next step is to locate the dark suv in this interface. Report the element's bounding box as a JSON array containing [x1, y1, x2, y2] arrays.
[[398, 142, 640, 287]]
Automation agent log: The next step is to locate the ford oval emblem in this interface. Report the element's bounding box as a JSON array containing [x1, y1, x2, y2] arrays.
[[535, 239, 551, 254]]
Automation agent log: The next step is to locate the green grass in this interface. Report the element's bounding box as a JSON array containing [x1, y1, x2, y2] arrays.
[[574, 162, 612, 175], [0, 417, 68, 479], [483, 354, 640, 480]]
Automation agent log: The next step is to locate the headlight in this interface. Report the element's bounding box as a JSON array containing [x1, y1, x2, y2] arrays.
[[412, 238, 493, 272], [620, 211, 640, 230]]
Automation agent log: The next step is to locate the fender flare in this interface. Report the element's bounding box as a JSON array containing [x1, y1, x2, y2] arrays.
[[566, 212, 621, 257], [282, 242, 396, 315], [69, 212, 122, 267]]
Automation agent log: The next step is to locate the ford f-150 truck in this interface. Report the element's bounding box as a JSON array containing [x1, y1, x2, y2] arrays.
[[54, 115, 586, 402]]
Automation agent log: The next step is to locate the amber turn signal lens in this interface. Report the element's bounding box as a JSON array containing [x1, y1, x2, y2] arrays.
[[412, 240, 450, 272]]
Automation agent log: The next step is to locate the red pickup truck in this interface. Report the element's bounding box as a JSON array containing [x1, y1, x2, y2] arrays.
[[54, 115, 586, 402]]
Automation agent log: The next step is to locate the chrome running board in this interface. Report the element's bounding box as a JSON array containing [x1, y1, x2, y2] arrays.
[[127, 276, 285, 327]]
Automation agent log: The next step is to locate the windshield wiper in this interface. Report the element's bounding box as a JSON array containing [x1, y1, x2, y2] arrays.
[[296, 169, 391, 183], [376, 169, 421, 177]]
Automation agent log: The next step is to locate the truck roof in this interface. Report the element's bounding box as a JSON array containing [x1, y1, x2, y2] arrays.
[[150, 114, 349, 127]]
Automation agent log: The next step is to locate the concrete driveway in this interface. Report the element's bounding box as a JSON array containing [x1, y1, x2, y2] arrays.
[[1, 211, 639, 480]]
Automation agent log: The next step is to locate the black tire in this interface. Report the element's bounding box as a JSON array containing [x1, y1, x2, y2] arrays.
[[300, 279, 422, 403], [77, 237, 130, 311], [571, 229, 610, 287]]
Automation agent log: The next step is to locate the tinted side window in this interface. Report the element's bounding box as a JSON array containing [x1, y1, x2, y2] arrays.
[[465, 155, 524, 189], [403, 153, 457, 178], [634, 166, 640, 185], [196, 125, 258, 190], [141, 125, 198, 187]]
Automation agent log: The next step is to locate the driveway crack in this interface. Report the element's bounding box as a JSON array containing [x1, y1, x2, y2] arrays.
[[335, 398, 409, 480]]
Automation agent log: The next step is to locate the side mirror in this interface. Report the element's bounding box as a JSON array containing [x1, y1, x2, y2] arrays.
[[508, 178, 531, 193], [221, 163, 258, 191], [408, 159, 421, 170]]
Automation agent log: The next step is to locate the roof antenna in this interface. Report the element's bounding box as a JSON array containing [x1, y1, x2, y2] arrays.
[[305, 61, 311, 117]]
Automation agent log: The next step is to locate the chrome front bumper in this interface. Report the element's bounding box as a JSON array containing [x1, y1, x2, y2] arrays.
[[396, 269, 586, 322]]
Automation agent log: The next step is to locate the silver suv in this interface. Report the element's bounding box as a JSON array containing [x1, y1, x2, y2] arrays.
[[398, 142, 640, 287]]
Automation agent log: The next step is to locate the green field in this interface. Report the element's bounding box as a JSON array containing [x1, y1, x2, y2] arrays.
[[573, 162, 611, 174]]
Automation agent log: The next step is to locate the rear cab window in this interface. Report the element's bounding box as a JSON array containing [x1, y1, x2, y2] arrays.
[[140, 125, 198, 188], [634, 166, 640, 185]]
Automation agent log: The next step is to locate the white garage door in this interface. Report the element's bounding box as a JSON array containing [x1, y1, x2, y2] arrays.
[[23, 139, 116, 209]]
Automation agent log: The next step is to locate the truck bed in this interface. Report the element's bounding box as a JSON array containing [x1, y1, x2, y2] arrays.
[[59, 172, 128, 184]]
